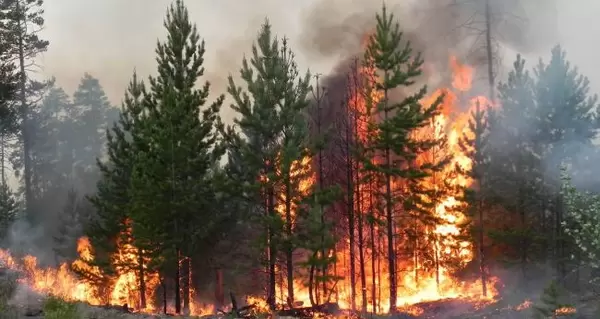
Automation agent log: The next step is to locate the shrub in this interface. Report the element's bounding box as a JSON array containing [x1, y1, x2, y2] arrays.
[[43, 295, 80, 319]]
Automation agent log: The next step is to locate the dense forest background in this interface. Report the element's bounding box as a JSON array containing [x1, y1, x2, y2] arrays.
[[0, 0, 599, 318]]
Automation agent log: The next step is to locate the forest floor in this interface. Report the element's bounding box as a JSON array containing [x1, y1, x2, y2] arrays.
[[0, 268, 595, 319]]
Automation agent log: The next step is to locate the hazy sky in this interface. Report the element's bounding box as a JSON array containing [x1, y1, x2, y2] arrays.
[[38, 0, 600, 119]]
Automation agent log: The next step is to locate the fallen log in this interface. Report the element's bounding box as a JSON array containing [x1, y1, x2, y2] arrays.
[[277, 302, 341, 318], [96, 303, 131, 313]]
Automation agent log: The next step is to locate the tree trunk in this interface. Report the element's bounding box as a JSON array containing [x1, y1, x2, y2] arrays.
[[434, 235, 440, 291], [267, 185, 277, 310], [285, 179, 294, 307], [413, 218, 419, 289], [369, 187, 377, 313], [353, 104, 367, 313], [314, 78, 329, 302], [215, 268, 224, 309], [162, 278, 167, 314], [16, 0, 32, 221], [484, 0, 495, 103], [383, 88, 397, 313], [182, 257, 190, 315], [308, 252, 317, 306], [344, 98, 356, 310], [478, 198, 487, 297], [357, 184, 367, 312], [137, 248, 147, 309], [175, 250, 181, 314]]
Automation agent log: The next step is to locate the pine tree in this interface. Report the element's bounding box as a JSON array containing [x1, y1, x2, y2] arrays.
[[24, 83, 71, 229], [275, 38, 312, 307], [533, 45, 598, 171], [0, 34, 18, 187], [0, 0, 49, 222], [81, 73, 146, 305], [128, 1, 224, 313], [296, 189, 341, 306], [0, 179, 18, 244], [531, 281, 574, 319], [486, 54, 541, 280], [361, 5, 442, 312], [220, 20, 311, 309], [71, 73, 113, 176], [459, 99, 490, 296]]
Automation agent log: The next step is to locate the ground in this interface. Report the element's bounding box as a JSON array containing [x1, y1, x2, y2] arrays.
[[0, 269, 595, 319]]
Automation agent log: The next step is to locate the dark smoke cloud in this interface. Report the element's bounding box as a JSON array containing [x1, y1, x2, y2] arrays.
[[298, 0, 559, 88]]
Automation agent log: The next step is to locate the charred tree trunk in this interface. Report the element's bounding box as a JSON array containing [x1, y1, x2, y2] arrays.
[[313, 77, 329, 302], [175, 250, 181, 314], [413, 218, 419, 288], [215, 268, 224, 309], [478, 198, 487, 296], [308, 251, 317, 306], [267, 185, 277, 310], [344, 97, 356, 310], [383, 90, 397, 313], [434, 233, 440, 291], [182, 257, 190, 315], [137, 248, 147, 309], [284, 178, 294, 307], [357, 183, 367, 313], [353, 96, 367, 313], [162, 278, 167, 314], [369, 187, 377, 313]]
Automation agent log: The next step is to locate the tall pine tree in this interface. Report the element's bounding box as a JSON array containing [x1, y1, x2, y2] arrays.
[[81, 73, 146, 305], [128, 0, 224, 313], [221, 20, 315, 309], [362, 5, 442, 312], [0, 0, 49, 222]]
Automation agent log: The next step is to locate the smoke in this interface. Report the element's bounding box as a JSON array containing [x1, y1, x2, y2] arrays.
[[297, 0, 560, 84]]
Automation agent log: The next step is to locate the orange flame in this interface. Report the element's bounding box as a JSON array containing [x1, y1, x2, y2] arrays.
[[0, 230, 214, 316]]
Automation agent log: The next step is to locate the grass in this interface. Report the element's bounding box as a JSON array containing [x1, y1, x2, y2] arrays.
[[0, 270, 19, 319], [43, 295, 81, 319]]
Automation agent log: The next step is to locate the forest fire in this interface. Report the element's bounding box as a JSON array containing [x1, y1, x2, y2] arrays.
[[0, 53, 500, 318], [0, 234, 216, 315], [269, 54, 500, 315]]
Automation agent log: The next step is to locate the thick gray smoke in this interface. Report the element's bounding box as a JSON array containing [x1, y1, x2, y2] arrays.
[[297, 0, 559, 88]]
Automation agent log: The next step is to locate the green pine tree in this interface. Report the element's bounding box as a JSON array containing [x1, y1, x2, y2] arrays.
[[361, 5, 442, 312], [71, 73, 114, 176], [0, 0, 50, 221], [25, 83, 73, 233], [275, 38, 312, 307], [80, 72, 146, 305], [458, 99, 491, 296], [128, 0, 224, 313], [533, 45, 599, 172], [486, 54, 541, 280], [0, 180, 18, 244], [221, 20, 317, 309], [296, 186, 341, 306], [531, 281, 574, 319]]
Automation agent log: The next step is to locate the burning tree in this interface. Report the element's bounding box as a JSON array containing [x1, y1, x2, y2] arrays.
[[220, 19, 322, 309], [359, 5, 444, 313]]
